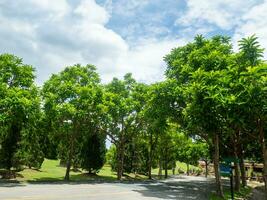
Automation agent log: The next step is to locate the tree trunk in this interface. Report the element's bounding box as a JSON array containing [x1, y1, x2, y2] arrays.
[[263, 147, 267, 199], [117, 152, 122, 180], [234, 162, 240, 192], [164, 159, 168, 179], [239, 154, 247, 187], [205, 160, 208, 178], [64, 159, 71, 181], [213, 133, 224, 198], [64, 134, 74, 181], [186, 163, 190, 176], [148, 132, 153, 179], [259, 118, 267, 199], [233, 134, 240, 192], [117, 143, 125, 180], [237, 130, 247, 187], [158, 159, 162, 177]]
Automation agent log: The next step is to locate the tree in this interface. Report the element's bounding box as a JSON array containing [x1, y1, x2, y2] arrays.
[[0, 54, 43, 176], [164, 35, 233, 198], [238, 34, 264, 67], [103, 73, 139, 180], [42, 64, 102, 181], [80, 132, 106, 174]]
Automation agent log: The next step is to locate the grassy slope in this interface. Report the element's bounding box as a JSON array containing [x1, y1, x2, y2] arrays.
[[17, 159, 201, 182]]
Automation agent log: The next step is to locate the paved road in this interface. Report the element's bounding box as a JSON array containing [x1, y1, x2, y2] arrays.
[[0, 176, 215, 200]]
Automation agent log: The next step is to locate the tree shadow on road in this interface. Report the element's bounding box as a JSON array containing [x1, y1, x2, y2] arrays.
[[133, 179, 216, 200], [0, 179, 26, 187]]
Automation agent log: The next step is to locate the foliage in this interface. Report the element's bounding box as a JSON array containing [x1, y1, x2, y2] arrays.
[[0, 54, 43, 171], [80, 133, 106, 173]]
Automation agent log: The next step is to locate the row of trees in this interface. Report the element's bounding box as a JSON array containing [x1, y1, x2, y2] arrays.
[[164, 35, 266, 198], [0, 54, 207, 181], [0, 34, 266, 198]]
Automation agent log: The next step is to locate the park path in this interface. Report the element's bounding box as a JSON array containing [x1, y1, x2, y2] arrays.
[[0, 176, 215, 200]]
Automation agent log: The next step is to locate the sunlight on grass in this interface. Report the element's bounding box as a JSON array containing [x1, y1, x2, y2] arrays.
[[19, 159, 116, 182], [17, 159, 201, 182]]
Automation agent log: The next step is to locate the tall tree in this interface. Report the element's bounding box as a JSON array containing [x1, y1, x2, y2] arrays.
[[42, 64, 102, 181], [103, 73, 144, 180], [164, 35, 233, 198], [0, 54, 43, 176]]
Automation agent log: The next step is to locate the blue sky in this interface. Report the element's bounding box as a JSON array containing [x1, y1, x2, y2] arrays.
[[0, 0, 266, 85]]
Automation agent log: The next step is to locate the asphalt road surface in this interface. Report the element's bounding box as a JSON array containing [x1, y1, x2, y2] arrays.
[[0, 176, 215, 200]]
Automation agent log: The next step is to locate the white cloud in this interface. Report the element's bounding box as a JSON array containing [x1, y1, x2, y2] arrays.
[[74, 0, 110, 24], [99, 38, 183, 83], [177, 0, 259, 30], [0, 0, 179, 85]]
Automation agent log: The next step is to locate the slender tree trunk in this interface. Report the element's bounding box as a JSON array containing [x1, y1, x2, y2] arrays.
[[234, 162, 240, 192], [148, 132, 153, 179], [259, 118, 267, 198], [164, 159, 168, 179], [205, 160, 208, 178], [263, 147, 267, 200], [64, 133, 74, 181], [239, 153, 247, 187], [236, 130, 247, 187], [158, 159, 162, 177], [213, 133, 224, 198], [233, 133, 240, 192], [172, 162, 175, 175], [64, 159, 71, 181], [117, 118, 126, 181], [117, 142, 125, 180], [186, 163, 190, 176]]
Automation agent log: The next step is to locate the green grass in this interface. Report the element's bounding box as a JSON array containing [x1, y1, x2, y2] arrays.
[[209, 186, 252, 200], [18, 159, 78, 182], [14, 159, 201, 182], [17, 159, 147, 182]]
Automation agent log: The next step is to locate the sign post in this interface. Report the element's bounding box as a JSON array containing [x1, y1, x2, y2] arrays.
[[220, 158, 238, 200], [230, 169, 234, 200]]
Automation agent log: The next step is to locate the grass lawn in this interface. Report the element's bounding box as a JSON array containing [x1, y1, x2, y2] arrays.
[[14, 159, 201, 182], [17, 159, 148, 182], [209, 186, 252, 200], [17, 159, 117, 182]]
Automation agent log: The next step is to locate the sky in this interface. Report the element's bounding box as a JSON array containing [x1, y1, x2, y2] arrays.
[[0, 0, 267, 85]]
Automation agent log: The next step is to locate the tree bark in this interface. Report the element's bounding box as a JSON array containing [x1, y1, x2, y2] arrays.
[[148, 132, 153, 179], [205, 160, 208, 178], [239, 153, 247, 187], [64, 133, 74, 181], [117, 142, 125, 180], [164, 159, 168, 179], [158, 159, 162, 177], [234, 162, 240, 192], [237, 130, 247, 187], [233, 133, 240, 192], [186, 163, 190, 176], [64, 159, 71, 181], [259, 118, 267, 198], [213, 133, 224, 198]]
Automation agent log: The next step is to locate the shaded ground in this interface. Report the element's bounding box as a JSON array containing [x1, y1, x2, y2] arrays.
[[0, 176, 215, 200], [248, 186, 266, 200]]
